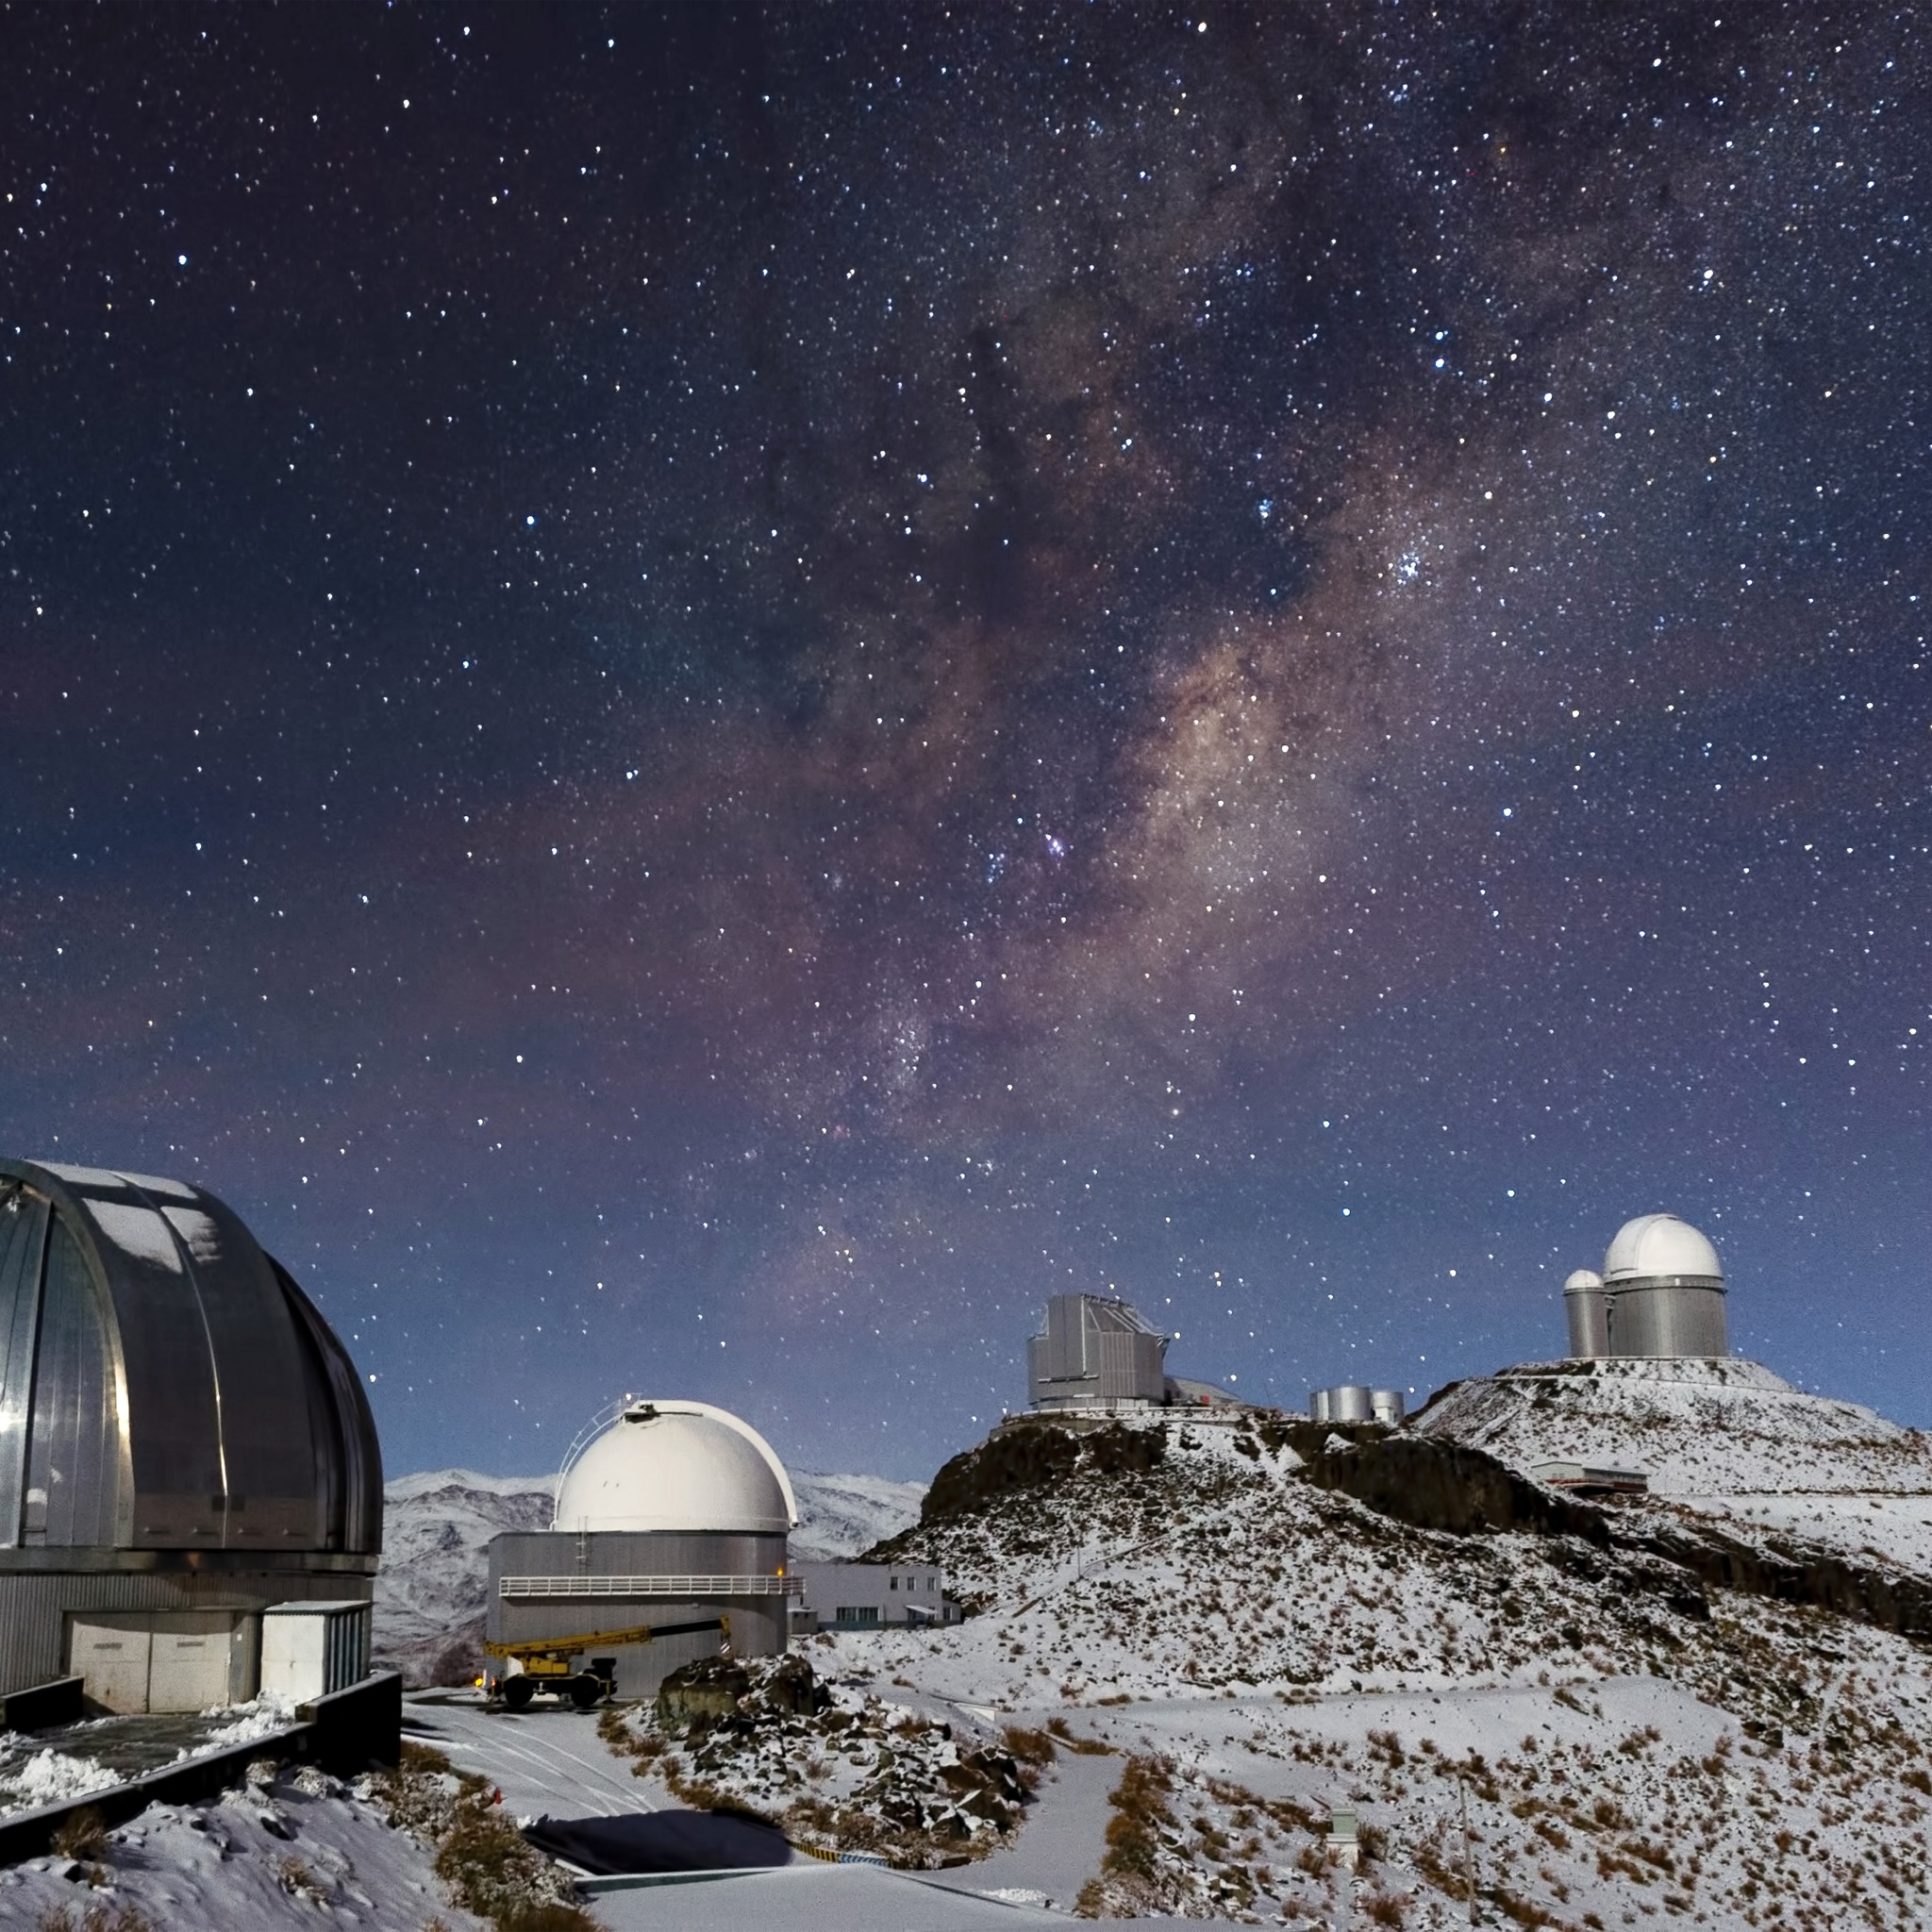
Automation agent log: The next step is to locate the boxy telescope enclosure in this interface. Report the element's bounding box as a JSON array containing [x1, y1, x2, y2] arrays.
[[0, 1158, 381, 1707]]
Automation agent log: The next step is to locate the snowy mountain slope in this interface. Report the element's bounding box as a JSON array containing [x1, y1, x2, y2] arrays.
[[374, 1465, 924, 1683], [1410, 1357, 1932, 1583], [827, 1411, 1932, 1924], [1411, 1357, 1932, 1494], [0, 1764, 491, 1931], [789, 1469, 926, 1559], [373, 1470, 557, 1684]]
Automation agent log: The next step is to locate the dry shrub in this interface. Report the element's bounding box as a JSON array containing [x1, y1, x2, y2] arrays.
[[275, 1855, 332, 1903], [49, 1806, 108, 1862], [1101, 1754, 1176, 1883], [1362, 1891, 1407, 1926], [1003, 1723, 1057, 1767], [434, 1805, 597, 1931], [374, 1740, 592, 1932], [34, 1906, 156, 1932]]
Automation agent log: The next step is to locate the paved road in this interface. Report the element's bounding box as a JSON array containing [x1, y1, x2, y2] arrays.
[[921, 1747, 1117, 1912], [586, 1863, 1114, 1928], [402, 1690, 655, 1821]]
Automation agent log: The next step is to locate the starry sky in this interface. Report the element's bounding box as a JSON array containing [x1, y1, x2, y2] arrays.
[[4, 4, 1928, 1482]]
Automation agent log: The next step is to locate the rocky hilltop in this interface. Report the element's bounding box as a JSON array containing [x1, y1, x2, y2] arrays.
[[1412, 1356, 1932, 1584], [815, 1407, 1932, 1924]]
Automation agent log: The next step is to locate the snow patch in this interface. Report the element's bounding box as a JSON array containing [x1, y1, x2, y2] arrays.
[[85, 1200, 183, 1274]]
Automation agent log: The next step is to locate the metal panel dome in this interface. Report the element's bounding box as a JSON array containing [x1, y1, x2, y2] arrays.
[[0, 1159, 380, 1556]]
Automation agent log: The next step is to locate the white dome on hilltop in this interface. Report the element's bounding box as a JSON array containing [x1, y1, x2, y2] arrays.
[[552, 1400, 797, 1535], [1604, 1213, 1723, 1284], [1563, 1269, 1605, 1293]]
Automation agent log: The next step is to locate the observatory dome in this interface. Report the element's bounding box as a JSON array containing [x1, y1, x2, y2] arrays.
[[0, 1158, 380, 1555], [552, 1400, 797, 1536], [1563, 1269, 1605, 1294], [1603, 1214, 1723, 1285]]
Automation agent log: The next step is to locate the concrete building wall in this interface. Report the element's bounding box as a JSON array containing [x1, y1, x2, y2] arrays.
[[788, 1559, 956, 1631]]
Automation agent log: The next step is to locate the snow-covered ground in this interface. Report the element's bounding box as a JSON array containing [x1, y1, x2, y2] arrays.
[[8, 1381, 1929, 1926], [1412, 1357, 1932, 1495], [812, 1406, 1932, 1924], [1413, 1355, 1932, 1582], [0, 1761, 491, 1930], [0, 1695, 304, 1818], [375, 1465, 924, 1684]]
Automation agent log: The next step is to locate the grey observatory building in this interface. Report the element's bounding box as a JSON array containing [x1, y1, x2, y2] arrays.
[[0, 1158, 381, 1711], [1027, 1291, 1242, 1411], [1563, 1212, 1729, 1359], [488, 1398, 798, 1700]]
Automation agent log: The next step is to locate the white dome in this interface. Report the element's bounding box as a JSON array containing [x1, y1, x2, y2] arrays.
[[1603, 1213, 1723, 1284], [1563, 1269, 1605, 1293], [552, 1399, 797, 1535]]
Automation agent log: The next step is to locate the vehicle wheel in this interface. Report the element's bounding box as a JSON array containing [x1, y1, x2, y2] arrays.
[[503, 1675, 536, 1711], [569, 1673, 605, 1709]]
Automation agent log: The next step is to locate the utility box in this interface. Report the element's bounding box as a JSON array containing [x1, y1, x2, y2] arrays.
[[1325, 1807, 1360, 1870], [260, 1602, 372, 1701]]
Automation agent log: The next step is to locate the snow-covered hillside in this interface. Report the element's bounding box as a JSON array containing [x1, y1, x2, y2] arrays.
[[1412, 1357, 1932, 1582], [374, 1465, 924, 1684], [374, 1470, 556, 1685], [826, 1410, 1932, 1924], [0, 1762, 493, 1930], [1412, 1357, 1932, 1494], [789, 1469, 928, 1560]]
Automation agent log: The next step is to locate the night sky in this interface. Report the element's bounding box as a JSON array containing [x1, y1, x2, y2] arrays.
[[5, 5, 1928, 1482]]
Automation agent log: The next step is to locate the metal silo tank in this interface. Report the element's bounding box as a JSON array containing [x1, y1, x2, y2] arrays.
[[1328, 1386, 1374, 1424], [1308, 1389, 1330, 1424], [1369, 1389, 1404, 1425]]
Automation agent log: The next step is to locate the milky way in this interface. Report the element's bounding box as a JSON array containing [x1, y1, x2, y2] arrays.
[[4, 5, 1927, 1475]]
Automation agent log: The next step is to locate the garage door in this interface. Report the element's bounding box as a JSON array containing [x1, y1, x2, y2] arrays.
[[147, 1613, 238, 1712], [69, 1618, 152, 1714]]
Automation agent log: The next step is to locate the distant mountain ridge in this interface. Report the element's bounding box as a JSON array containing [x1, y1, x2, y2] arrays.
[[373, 1464, 925, 1684]]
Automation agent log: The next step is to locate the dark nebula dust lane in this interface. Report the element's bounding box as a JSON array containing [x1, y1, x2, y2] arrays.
[[3, 4, 1928, 1475]]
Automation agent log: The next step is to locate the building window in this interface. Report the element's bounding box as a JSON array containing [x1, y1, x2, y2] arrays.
[[834, 1607, 880, 1628], [890, 1576, 897, 1591]]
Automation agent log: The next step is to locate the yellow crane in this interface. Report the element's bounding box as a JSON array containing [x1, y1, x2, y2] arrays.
[[484, 1615, 728, 1709]]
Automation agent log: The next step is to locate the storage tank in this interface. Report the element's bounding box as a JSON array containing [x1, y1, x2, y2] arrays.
[[1325, 1386, 1375, 1424], [1369, 1389, 1405, 1426], [1308, 1389, 1331, 1424], [1564, 1269, 1610, 1357]]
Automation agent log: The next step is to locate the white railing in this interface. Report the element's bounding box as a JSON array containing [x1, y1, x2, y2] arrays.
[[498, 1574, 802, 1600]]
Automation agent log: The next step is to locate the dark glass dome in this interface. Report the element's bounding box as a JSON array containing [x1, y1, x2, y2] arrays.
[[0, 1159, 380, 1556]]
